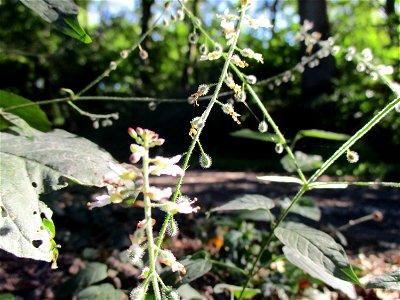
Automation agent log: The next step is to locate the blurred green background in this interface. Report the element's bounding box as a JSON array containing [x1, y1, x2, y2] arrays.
[[0, 0, 399, 178]]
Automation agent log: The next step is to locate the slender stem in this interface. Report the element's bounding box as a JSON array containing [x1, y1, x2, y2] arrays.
[[142, 145, 161, 300], [3, 93, 234, 112], [308, 96, 400, 183], [155, 0, 247, 257], [238, 186, 308, 299], [309, 181, 400, 189], [245, 78, 308, 184]]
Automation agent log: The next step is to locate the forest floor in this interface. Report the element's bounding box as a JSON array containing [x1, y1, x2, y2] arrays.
[[1, 171, 399, 300]]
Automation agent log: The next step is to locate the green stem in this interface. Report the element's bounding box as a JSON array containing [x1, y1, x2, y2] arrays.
[[155, 0, 247, 257], [309, 181, 400, 189], [241, 79, 307, 184], [308, 96, 400, 183], [3, 93, 234, 112], [238, 186, 308, 299], [142, 145, 161, 300]]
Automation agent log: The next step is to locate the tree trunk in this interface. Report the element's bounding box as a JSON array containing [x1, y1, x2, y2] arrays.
[[298, 0, 335, 99]]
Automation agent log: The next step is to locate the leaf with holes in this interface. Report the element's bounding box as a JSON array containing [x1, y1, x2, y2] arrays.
[[0, 129, 116, 263], [211, 194, 274, 212], [275, 223, 360, 299]]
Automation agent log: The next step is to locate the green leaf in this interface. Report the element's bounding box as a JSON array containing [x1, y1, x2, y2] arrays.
[[0, 293, 15, 300], [57, 263, 109, 298], [177, 284, 207, 300], [180, 258, 213, 283], [214, 284, 260, 299], [232, 209, 274, 222], [275, 223, 359, 299], [71, 263, 108, 290], [280, 151, 322, 173], [366, 270, 400, 289], [0, 129, 117, 262], [298, 129, 350, 141], [230, 129, 280, 143], [77, 283, 126, 300], [211, 194, 274, 212], [42, 218, 55, 238], [280, 197, 321, 221], [19, 0, 91, 43], [0, 90, 51, 132]]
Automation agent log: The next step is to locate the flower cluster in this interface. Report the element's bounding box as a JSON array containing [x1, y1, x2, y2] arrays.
[[89, 127, 200, 298], [88, 162, 139, 210]]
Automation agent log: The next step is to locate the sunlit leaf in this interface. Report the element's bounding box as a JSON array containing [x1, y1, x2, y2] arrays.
[[257, 175, 303, 184], [275, 223, 360, 298], [20, 0, 91, 43], [0, 113, 34, 139], [310, 182, 349, 189], [366, 270, 400, 289], [211, 194, 274, 212], [0, 129, 117, 262]]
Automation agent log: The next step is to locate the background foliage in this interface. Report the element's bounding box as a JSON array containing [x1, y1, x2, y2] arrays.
[[0, 0, 398, 179]]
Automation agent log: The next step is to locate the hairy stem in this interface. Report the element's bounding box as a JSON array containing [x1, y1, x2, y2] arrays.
[[142, 145, 161, 299], [155, 0, 247, 256], [238, 186, 308, 299]]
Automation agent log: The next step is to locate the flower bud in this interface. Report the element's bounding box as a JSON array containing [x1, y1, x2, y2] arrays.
[[346, 150, 359, 163], [128, 127, 138, 139], [199, 153, 212, 169], [275, 143, 284, 154], [258, 121, 268, 133], [120, 50, 129, 59]]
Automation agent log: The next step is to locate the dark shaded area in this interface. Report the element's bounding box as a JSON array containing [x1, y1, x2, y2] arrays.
[[0, 173, 399, 299]]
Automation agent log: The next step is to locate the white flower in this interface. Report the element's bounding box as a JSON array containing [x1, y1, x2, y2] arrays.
[[130, 285, 146, 300], [159, 250, 186, 274], [146, 186, 172, 201], [246, 75, 257, 85], [176, 196, 200, 214], [246, 16, 272, 29], [150, 155, 184, 176], [87, 194, 111, 210], [221, 19, 235, 32], [127, 244, 144, 264]]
